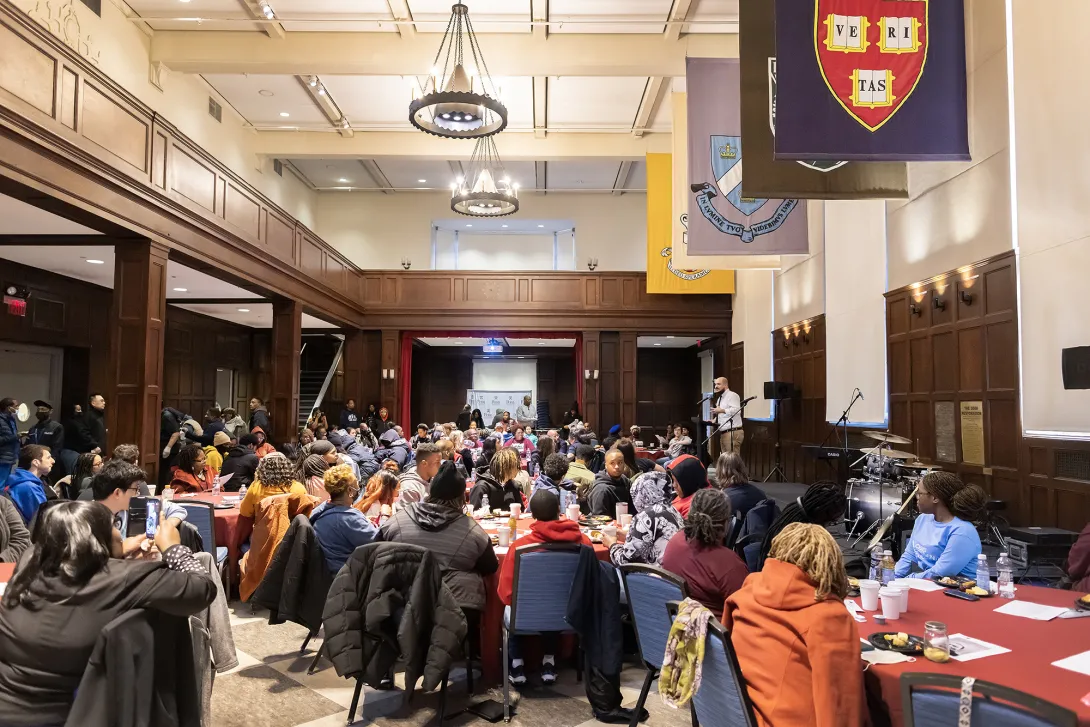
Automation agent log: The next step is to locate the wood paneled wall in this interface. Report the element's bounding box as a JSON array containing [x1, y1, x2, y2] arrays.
[[1021, 438, 1090, 531], [884, 251, 1047, 523], [636, 347, 702, 436]]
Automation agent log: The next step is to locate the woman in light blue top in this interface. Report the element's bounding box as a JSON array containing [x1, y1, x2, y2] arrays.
[[895, 471, 986, 580], [311, 464, 378, 574]]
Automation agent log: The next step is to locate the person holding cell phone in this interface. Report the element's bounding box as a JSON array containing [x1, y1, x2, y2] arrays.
[[91, 460, 188, 558]]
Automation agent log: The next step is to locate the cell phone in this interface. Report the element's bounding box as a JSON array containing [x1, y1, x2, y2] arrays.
[[943, 588, 980, 602], [145, 499, 161, 538]]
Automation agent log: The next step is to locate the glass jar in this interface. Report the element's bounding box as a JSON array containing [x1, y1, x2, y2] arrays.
[[924, 621, 950, 663]]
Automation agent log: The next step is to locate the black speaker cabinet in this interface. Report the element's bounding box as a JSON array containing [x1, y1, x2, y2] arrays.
[[1062, 346, 1090, 389], [763, 381, 797, 400]]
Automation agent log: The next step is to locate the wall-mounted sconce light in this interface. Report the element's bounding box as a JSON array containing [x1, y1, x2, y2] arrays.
[[594, 369, 600, 380], [401, 257, 412, 270], [802, 333, 810, 344], [381, 369, 388, 380], [782, 334, 790, 348], [584, 369, 591, 380], [792, 336, 800, 347], [960, 290, 973, 306], [933, 296, 946, 311], [389, 368, 395, 380], [587, 258, 599, 271], [909, 303, 922, 317]]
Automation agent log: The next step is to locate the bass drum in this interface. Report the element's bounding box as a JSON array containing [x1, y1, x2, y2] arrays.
[[847, 478, 904, 524]]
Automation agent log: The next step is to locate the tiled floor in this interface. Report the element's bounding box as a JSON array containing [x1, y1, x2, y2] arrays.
[[213, 602, 690, 727]]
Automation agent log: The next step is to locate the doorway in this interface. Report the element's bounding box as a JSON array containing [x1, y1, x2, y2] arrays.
[[215, 368, 234, 411], [0, 343, 63, 423]]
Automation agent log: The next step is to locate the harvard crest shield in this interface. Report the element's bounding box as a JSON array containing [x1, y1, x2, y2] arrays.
[[814, 0, 929, 132]]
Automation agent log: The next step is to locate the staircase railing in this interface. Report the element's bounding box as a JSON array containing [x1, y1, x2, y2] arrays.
[[307, 338, 344, 418]]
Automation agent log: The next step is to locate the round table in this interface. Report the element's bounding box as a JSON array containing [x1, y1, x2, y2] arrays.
[[476, 517, 617, 683], [173, 492, 251, 587], [636, 448, 665, 461], [857, 583, 1090, 726]]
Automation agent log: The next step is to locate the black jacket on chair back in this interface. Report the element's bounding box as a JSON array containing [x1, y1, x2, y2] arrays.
[[322, 543, 467, 698], [251, 514, 332, 634]]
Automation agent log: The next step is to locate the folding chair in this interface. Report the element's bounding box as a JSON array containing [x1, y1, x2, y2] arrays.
[[666, 601, 758, 727], [503, 543, 586, 722], [620, 565, 688, 727], [901, 673, 1077, 727], [176, 501, 228, 588]]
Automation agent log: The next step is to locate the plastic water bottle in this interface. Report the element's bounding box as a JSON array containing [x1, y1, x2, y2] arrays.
[[481, 493, 490, 515], [880, 549, 895, 585], [869, 548, 883, 581], [211, 476, 222, 496], [996, 552, 1015, 598], [975, 553, 990, 592], [238, 483, 247, 500]]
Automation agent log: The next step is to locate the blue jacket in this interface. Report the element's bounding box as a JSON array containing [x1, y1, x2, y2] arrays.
[[3, 469, 48, 524], [0, 412, 18, 467], [197, 419, 227, 447], [327, 430, 381, 479], [310, 503, 378, 573], [375, 430, 411, 469]]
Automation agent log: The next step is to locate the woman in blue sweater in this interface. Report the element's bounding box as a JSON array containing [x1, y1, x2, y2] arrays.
[[311, 464, 378, 573], [895, 471, 986, 580]]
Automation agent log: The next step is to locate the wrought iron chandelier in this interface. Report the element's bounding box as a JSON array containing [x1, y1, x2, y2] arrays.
[[409, 3, 508, 139], [451, 135, 519, 217]]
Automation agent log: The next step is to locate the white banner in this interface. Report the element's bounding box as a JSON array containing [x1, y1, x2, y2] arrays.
[[468, 390, 533, 423]]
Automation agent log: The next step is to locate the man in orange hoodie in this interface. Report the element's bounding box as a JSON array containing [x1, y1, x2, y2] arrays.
[[497, 489, 590, 686], [250, 426, 276, 459], [722, 523, 864, 727]]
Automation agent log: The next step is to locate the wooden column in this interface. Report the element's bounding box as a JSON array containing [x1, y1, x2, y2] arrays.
[[380, 329, 400, 423], [270, 299, 302, 445], [111, 240, 168, 478], [340, 330, 382, 413], [582, 331, 600, 431], [620, 332, 638, 428]]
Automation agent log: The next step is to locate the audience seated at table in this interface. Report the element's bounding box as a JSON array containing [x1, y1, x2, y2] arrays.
[[470, 447, 525, 511], [379, 460, 498, 615], [757, 481, 847, 569], [310, 464, 378, 573], [586, 449, 631, 517], [6, 444, 57, 524], [300, 452, 332, 501], [723, 523, 864, 727], [614, 438, 657, 478], [661, 488, 747, 618], [168, 443, 213, 494], [606, 470, 682, 567], [715, 453, 767, 521], [0, 500, 216, 727], [238, 452, 308, 518], [565, 444, 597, 498], [505, 425, 536, 462], [668, 455, 711, 517], [92, 460, 187, 550], [498, 489, 591, 686], [0, 496, 29, 563], [474, 436, 498, 476], [355, 469, 399, 526], [396, 441, 440, 508], [202, 431, 232, 476], [375, 427, 411, 470], [55, 450, 101, 500], [895, 471, 986, 580], [219, 433, 260, 492], [410, 423, 430, 449], [531, 453, 578, 512]]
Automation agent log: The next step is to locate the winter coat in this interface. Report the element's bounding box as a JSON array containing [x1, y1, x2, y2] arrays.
[[329, 430, 380, 480], [585, 470, 632, 518], [251, 514, 333, 635], [723, 559, 865, 727], [468, 473, 523, 511], [321, 543, 468, 696], [70, 407, 107, 454], [498, 520, 590, 605], [566, 545, 622, 676], [249, 426, 276, 459], [378, 502, 498, 612], [0, 497, 30, 563], [375, 429, 410, 469], [249, 407, 271, 434], [240, 492, 318, 602], [3, 469, 48, 524], [530, 474, 578, 512], [223, 416, 249, 441], [218, 445, 258, 492], [0, 412, 18, 468], [25, 419, 64, 454]]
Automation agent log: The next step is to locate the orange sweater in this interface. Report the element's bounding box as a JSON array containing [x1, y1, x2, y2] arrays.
[[722, 559, 864, 727]]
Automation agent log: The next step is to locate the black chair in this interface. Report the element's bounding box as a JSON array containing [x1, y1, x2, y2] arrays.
[[666, 601, 758, 727], [621, 565, 688, 727], [176, 500, 228, 587], [901, 673, 1076, 727], [732, 499, 779, 572]]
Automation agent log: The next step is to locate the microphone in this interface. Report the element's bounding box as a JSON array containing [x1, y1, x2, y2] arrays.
[[857, 388, 865, 401], [696, 393, 714, 405], [740, 395, 756, 405]]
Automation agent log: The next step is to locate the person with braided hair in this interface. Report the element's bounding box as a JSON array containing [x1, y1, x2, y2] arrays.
[[723, 523, 863, 727], [756, 481, 847, 570], [661, 488, 747, 618], [895, 471, 985, 580]]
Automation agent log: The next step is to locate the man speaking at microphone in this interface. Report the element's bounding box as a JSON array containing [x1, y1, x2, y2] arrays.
[[710, 377, 744, 457]]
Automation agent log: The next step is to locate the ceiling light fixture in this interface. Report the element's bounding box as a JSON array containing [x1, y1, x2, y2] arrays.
[[86, 259, 104, 265], [502, 224, 508, 228], [173, 287, 188, 292], [257, 0, 274, 19], [537, 224, 544, 228], [338, 178, 349, 183], [418, 179, 427, 183], [308, 76, 318, 87], [409, 3, 508, 139], [237, 308, 251, 313], [654, 343, 662, 347], [451, 135, 519, 217], [279, 112, 290, 117]]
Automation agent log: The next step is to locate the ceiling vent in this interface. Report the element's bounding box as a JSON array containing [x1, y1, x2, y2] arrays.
[[273, 160, 284, 177], [208, 97, 222, 123]]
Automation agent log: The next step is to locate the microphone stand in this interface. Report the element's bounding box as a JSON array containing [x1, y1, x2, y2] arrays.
[[702, 399, 749, 449], [817, 388, 863, 486]]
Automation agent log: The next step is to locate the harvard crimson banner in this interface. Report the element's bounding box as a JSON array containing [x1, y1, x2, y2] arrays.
[[686, 58, 808, 256], [738, 0, 908, 199], [775, 0, 969, 161]]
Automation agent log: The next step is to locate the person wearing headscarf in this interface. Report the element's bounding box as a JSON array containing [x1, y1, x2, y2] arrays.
[[668, 455, 711, 517], [301, 454, 332, 501], [661, 488, 747, 618], [605, 470, 683, 567], [239, 452, 307, 518], [723, 523, 863, 727]]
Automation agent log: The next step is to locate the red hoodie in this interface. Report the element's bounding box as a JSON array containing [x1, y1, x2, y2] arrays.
[[497, 519, 591, 605]]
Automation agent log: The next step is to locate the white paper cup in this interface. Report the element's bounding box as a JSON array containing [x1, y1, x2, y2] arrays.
[[146, 485, 157, 497], [615, 503, 628, 520], [566, 504, 581, 521], [601, 524, 618, 540], [858, 580, 881, 611], [620, 514, 633, 528], [497, 528, 511, 547], [510, 504, 522, 519], [880, 587, 903, 620]]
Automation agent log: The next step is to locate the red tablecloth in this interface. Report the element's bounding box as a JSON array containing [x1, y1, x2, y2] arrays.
[[0, 563, 14, 584], [477, 518, 615, 683], [173, 493, 251, 587], [857, 584, 1090, 726], [636, 448, 665, 461]]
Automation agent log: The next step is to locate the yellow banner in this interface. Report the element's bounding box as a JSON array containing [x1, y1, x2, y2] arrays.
[[646, 151, 735, 294]]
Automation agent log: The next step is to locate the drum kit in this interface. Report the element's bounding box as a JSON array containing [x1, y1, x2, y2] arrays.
[[845, 430, 941, 548]]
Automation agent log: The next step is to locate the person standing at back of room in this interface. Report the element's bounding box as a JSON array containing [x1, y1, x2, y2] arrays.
[[249, 397, 271, 433], [24, 401, 64, 460], [0, 399, 19, 489], [710, 377, 742, 457], [339, 399, 360, 432]]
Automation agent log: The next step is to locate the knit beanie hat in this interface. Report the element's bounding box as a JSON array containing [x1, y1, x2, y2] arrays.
[[256, 452, 294, 487], [669, 455, 709, 498], [302, 454, 330, 479], [428, 460, 466, 501]]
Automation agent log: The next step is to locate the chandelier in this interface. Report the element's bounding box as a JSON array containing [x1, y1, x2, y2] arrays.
[[409, 3, 508, 139], [451, 136, 519, 217]]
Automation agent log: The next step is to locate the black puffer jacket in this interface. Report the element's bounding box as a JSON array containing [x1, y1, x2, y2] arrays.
[[374, 430, 411, 469], [468, 473, 523, 511], [322, 543, 467, 695], [328, 430, 381, 479], [251, 515, 332, 634]]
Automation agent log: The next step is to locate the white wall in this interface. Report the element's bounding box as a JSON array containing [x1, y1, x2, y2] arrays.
[[825, 200, 888, 425], [11, 0, 317, 227], [733, 269, 774, 420], [1012, 0, 1090, 436], [472, 359, 538, 401], [774, 200, 825, 328], [885, 0, 1012, 290], [317, 192, 647, 271]]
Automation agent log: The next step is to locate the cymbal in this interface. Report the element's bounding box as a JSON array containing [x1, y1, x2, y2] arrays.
[[899, 461, 938, 471], [860, 446, 915, 460], [862, 430, 912, 445]]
